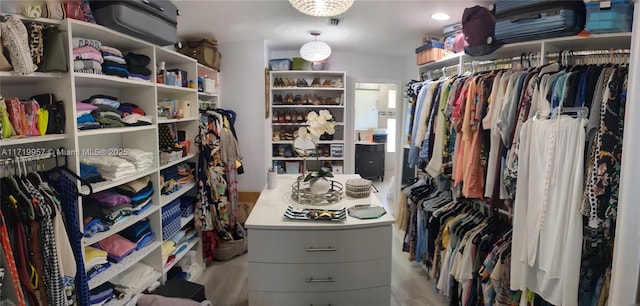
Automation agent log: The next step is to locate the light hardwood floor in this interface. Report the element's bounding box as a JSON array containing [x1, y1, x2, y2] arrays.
[[195, 178, 448, 306]]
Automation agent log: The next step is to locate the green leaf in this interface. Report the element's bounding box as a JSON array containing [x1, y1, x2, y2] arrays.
[[303, 173, 315, 182]]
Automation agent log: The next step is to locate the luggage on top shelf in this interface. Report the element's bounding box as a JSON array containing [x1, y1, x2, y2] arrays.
[[494, 0, 586, 44], [89, 0, 179, 46]]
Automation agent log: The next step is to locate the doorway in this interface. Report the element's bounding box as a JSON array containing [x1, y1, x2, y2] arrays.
[[352, 81, 402, 213]]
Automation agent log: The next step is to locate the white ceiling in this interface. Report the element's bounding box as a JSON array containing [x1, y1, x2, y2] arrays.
[[174, 0, 489, 57]]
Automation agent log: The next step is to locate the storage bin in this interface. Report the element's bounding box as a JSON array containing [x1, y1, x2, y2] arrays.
[[285, 161, 300, 174], [269, 58, 292, 71], [292, 57, 307, 70], [586, 0, 633, 33], [415, 42, 445, 65]]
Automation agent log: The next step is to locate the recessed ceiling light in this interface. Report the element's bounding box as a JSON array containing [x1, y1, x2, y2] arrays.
[[431, 12, 450, 21]]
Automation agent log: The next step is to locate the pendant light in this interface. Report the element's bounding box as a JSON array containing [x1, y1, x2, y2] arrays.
[[300, 32, 331, 62], [289, 0, 354, 17]]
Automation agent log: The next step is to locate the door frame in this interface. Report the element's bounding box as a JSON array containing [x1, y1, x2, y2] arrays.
[[348, 78, 404, 212]]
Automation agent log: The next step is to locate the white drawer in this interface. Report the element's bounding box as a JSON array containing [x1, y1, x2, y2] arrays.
[[249, 286, 390, 306], [248, 258, 390, 292], [248, 225, 391, 263]]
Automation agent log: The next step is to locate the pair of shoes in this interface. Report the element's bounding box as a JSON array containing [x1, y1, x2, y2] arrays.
[[293, 95, 302, 104], [272, 111, 279, 123], [273, 77, 285, 87], [296, 78, 309, 87], [278, 146, 285, 156], [322, 79, 332, 87], [272, 130, 280, 141], [333, 78, 343, 88], [311, 78, 321, 87], [295, 112, 304, 122], [283, 94, 293, 103], [284, 78, 295, 87], [273, 94, 283, 103]]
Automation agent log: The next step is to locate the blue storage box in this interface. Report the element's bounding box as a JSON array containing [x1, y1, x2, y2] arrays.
[[586, 0, 633, 33], [269, 58, 292, 71]]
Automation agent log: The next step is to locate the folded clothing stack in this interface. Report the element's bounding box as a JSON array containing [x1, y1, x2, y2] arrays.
[[80, 163, 105, 183], [96, 234, 137, 263], [109, 263, 159, 298], [83, 217, 109, 238], [115, 176, 155, 215], [85, 246, 111, 282], [81, 156, 137, 181], [125, 52, 152, 81], [78, 95, 152, 128], [121, 219, 155, 250], [162, 240, 177, 267], [119, 148, 154, 171], [165, 228, 198, 268], [83, 190, 133, 226], [73, 37, 103, 74], [160, 162, 195, 195], [76, 102, 101, 130], [100, 45, 129, 78], [89, 282, 116, 306]]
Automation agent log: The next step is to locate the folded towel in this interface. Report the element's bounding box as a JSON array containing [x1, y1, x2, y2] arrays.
[[76, 102, 98, 111], [77, 113, 95, 124], [96, 234, 137, 262], [125, 52, 151, 67], [127, 66, 152, 76], [103, 55, 126, 65], [103, 66, 129, 78], [73, 51, 103, 63], [74, 59, 103, 71], [102, 60, 127, 70], [75, 68, 102, 74], [99, 46, 123, 57]]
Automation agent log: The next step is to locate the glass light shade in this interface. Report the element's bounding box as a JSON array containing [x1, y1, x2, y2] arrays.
[[300, 40, 332, 62], [289, 0, 354, 17]]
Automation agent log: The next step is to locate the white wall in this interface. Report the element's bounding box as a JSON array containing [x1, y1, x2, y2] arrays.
[[219, 40, 269, 192]]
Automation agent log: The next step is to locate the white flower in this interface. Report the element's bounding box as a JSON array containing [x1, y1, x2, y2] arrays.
[[298, 127, 310, 139], [326, 122, 335, 135], [318, 109, 333, 122]]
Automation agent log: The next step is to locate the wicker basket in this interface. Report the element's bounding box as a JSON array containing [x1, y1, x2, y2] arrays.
[[213, 226, 248, 261]]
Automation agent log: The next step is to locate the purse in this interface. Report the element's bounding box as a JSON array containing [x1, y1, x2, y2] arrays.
[[38, 26, 68, 72], [0, 15, 37, 75], [177, 38, 221, 71], [30, 93, 65, 134]]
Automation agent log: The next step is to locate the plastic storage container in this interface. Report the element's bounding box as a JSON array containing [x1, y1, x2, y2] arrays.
[[586, 0, 633, 33], [269, 58, 292, 71]]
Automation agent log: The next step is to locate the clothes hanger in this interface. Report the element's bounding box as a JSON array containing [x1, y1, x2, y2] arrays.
[[45, 148, 94, 196]]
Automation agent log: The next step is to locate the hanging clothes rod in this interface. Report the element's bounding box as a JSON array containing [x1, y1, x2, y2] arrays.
[[0, 151, 57, 165], [547, 49, 631, 57]]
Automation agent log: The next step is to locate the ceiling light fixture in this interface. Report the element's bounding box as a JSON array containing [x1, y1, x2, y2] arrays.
[[431, 12, 451, 21], [300, 32, 331, 62], [289, 0, 354, 17]]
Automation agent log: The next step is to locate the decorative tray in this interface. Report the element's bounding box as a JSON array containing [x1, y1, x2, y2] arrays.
[[283, 205, 347, 222], [347, 204, 387, 220], [290, 180, 343, 205]]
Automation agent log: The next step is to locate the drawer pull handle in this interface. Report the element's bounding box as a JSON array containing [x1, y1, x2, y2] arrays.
[[305, 247, 336, 252], [305, 277, 335, 283]]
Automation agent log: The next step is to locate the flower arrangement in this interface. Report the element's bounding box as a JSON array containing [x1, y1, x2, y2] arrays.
[[297, 110, 336, 182]]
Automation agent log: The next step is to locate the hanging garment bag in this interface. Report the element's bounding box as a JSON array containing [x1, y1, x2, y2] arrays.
[[494, 0, 586, 44], [89, 0, 178, 46]]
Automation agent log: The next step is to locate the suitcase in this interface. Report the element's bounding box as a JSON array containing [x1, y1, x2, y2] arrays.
[[442, 22, 462, 37], [89, 0, 178, 46], [495, 1, 585, 44]]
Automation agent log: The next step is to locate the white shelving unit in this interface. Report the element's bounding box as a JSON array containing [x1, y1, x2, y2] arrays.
[[269, 71, 347, 174], [0, 17, 205, 305]]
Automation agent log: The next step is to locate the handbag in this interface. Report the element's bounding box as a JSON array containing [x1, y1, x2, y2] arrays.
[[38, 26, 68, 72], [0, 15, 37, 75], [29, 93, 65, 134], [177, 39, 221, 71]]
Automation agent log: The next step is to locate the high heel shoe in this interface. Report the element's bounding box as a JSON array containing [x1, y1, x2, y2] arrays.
[[284, 111, 292, 123], [278, 112, 285, 123], [311, 77, 321, 87], [303, 94, 311, 105], [294, 95, 303, 104], [272, 111, 279, 123], [296, 112, 304, 123]]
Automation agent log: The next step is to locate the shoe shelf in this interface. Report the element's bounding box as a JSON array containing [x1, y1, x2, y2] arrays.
[[269, 71, 347, 176]]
